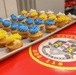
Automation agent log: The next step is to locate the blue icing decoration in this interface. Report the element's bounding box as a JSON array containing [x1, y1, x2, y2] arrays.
[[11, 22, 18, 30], [35, 18, 44, 25], [3, 20, 11, 27], [0, 18, 3, 22], [18, 15, 26, 21], [45, 20, 55, 25], [11, 14, 17, 20], [18, 23, 28, 32], [26, 18, 34, 24], [29, 25, 40, 34]]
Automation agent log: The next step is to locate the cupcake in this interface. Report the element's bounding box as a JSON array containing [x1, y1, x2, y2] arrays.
[[56, 16, 69, 28], [0, 18, 3, 28], [0, 30, 8, 47], [45, 20, 57, 33], [21, 10, 28, 18], [48, 14, 57, 22], [35, 18, 44, 30], [2, 20, 11, 32], [6, 33, 23, 51], [29, 9, 38, 20], [18, 15, 26, 24], [10, 14, 18, 22], [29, 25, 43, 41], [26, 18, 34, 27], [39, 13, 47, 22], [18, 23, 28, 39], [10, 22, 18, 34]]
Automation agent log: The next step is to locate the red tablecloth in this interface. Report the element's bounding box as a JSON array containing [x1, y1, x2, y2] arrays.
[[0, 23, 76, 75]]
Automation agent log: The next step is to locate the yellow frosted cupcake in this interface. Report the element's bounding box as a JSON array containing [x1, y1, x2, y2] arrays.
[[29, 9, 38, 20], [45, 20, 57, 33], [48, 14, 57, 22], [39, 13, 47, 22], [21, 10, 28, 18], [56, 16, 69, 27], [6, 33, 23, 51], [0, 30, 8, 47]]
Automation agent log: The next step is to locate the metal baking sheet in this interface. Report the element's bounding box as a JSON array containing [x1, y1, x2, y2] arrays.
[[0, 20, 76, 61]]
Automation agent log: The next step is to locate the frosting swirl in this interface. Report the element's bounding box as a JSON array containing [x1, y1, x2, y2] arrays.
[[39, 14, 47, 20], [0, 18, 3, 22], [45, 20, 55, 25], [26, 18, 34, 24], [18, 15, 26, 21], [35, 18, 44, 24], [6, 33, 22, 44], [18, 23, 28, 32], [0, 30, 7, 39], [11, 14, 18, 20], [21, 10, 27, 14], [29, 25, 40, 34], [11, 22, 18, 30], [2, 20, 11, 27]]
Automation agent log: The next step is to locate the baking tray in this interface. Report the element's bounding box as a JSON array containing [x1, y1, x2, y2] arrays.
[[0, 20, 76, 61]]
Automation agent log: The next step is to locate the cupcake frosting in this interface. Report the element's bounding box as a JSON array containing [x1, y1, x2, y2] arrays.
[[0, 18, 3, 22], [29, 25, 40, 34], [18, 23, 28, 32], [6, 33, 22, 45], [3, 20, 11, 27], [26, 18, 34, 24], [39, 14, 47, 20], [18, 15, 26, 21], [21, 10, 27, 14], [35, 18, 44, 24], [11, 14, 18, 20], [0, 30, 7, 39], [45, 20, 55, 25], [11, 22, 18, 30], [48, 14, 56, 20]]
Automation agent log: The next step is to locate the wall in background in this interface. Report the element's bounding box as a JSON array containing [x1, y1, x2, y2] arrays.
[[0, 0, 64, 18], [0, 0, 18, 18], [35, 0, 64, 14], [0, 0, 6, 18]]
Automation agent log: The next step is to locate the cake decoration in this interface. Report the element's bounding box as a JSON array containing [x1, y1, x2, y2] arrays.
[[2, 20, 11, 27], [6, 33, 22, 45], [18, 23, 28, 32], [11, 22, 18, 30], [39, 14, 47, 21], [29, 25, 40, 34], [45, 20, 55, 25], [35, 18, 44, 25], [21, 10, 27, 15], [0, 30, 7, 39], [18, 15, 26, 21], [11, 14, 18, 20], [26, 18, 34, 24], [40, 11, 45, 14], [47, 10, 54, 14]]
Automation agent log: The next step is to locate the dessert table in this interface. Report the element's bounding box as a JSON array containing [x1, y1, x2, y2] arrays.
[[0, 22, 76, 75]]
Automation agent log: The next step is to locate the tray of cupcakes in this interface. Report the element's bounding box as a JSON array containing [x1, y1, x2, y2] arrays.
[[0, 9, 76, 61]]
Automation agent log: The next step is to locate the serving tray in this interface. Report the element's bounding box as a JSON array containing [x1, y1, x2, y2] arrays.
[[0, 20, 76, 61]]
